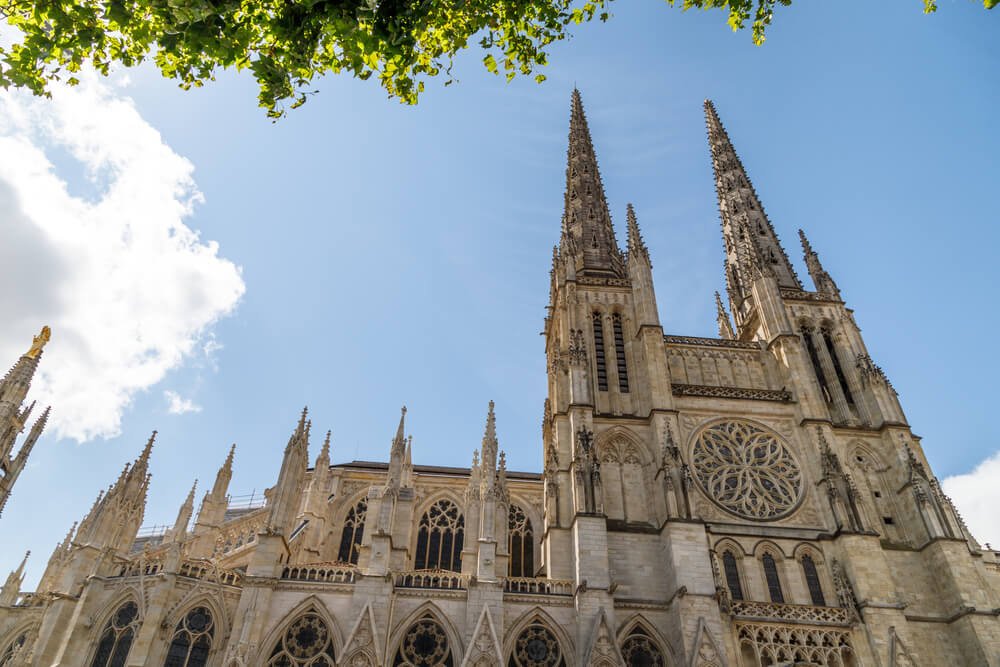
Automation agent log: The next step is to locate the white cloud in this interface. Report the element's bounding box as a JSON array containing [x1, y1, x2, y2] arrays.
[[164, 390, 202, 415], [942, 451, 1000, 549], [0, 75, 245, 442]]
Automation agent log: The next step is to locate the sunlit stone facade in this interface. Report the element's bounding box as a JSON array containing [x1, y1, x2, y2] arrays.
[[2, 92, 1000, 666]]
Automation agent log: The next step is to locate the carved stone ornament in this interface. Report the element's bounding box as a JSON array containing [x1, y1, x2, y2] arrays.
[[690, 420, 803, 521]]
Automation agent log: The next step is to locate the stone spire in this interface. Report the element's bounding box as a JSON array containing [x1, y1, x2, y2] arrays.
[[0, 405, 50, 517], [0, 551, 29, 606], [625, 203, 649, 264], [387, 406, 407, 487], [0, 327, 51, 516], [715, 292, 735, 340], [704, 100, 800, 311], [481, 400, 498, 480], [266, 408, 310, 535], [74, 434, 155, 555], [169, 480, 197, 542], [799, 229, 841, 298], [561, 89, 625, 279]]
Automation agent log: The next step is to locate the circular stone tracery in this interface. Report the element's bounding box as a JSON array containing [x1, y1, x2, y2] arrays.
[[690, 420, 802, 520]]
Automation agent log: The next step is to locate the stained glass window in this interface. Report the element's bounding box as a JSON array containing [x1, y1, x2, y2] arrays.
[[414, 500, 464, 572], [508, 504, 534, 578], [621, 626, 665, 667], [337, 499, 367, 565], [507, 623, 565, 667], [164, 606, 213, 667], [802, 555, 827, 606], [762, 553, 785, 603], [722, 551, 744, 601], [393, 615, 453, 666], [267, 612, 336, 667], [90, 602, 139, 667]]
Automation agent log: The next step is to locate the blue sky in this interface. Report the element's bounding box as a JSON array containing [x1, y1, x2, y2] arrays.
[[1, 1, 998, 584]]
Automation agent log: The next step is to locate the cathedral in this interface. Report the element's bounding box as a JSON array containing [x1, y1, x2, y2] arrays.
[[1, 91, 999, 667]]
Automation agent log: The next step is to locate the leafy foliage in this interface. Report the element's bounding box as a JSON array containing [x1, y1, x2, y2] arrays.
[[0, 0, 993, 118]]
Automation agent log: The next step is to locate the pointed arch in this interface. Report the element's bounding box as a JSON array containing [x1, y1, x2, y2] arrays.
[[616, 615, 677, 667], [388, 601, 462, 667], [0, 622, 36, 667], [412, 497, 465, 572], [337, 496, 368, 565], [503, 608, 574, 667], [507, 502, 535, 577], [255, 595, 342, 667], [87, 596, 141, 667], [595, 427, 654, 524]]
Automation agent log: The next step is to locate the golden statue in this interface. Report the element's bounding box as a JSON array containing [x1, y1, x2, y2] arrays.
[[25, 326, 51, 359]]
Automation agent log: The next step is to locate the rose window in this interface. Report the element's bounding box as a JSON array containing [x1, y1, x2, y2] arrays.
[[691, 420, 802, 520], [394, 616, 453, 666], [509, 624, 565, 667], [267, 612, 336, 666]]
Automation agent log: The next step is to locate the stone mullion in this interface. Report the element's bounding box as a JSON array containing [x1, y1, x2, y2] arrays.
[[811, 331, 851, 423]]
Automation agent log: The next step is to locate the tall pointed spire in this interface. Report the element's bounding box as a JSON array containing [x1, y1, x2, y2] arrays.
[[704, 100, 800, 312], [715, 291, 735, 340], [561, 89, 625, 278], [799, 229, 841, 298], [0, 551, 29, 606], [625, 203, 649, 263], [481, 400, 498, 477]]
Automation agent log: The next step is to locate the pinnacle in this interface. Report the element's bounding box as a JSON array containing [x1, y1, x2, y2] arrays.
[[626, 203, 648, 257], [798, 228, 814, 256]]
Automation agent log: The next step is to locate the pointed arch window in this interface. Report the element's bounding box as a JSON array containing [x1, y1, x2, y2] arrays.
[[393, 614, 453, 666], [508, 504, 534, 577], [822, 327, 855, 405], [414, 500, 464, 572], [801, 325, 832, 402], [762, 553, 785, 603], [0, 633, 27, 666], [337, 499, 367, 565], [721, 551, 744, 601], [507, 623, 565, 667], [612, 313, 629, 393], [164, 606, 213, 667], [621, 626, 665, 667], [267, 612, 336, 666], [90, 601, 140, 667], [801, 555, 827, 606], [592, 312, 608, 392]]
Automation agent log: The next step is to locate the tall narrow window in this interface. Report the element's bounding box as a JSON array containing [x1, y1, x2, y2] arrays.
[[822, 329, 855, 405], [90, 601, 140, 667], [762, 554, 785, 603], [267, 612, 336, 666], [802, 327, 831, 402], [722, 551, 744, 601], [337, 499, 367, 564], [414, 500, 464, 572], [612, 313, 629, 393], [164, 607, 213, 667], [508, 504, 534, 577], [592, 312, 608, 392], [801, 555, 827, 606]]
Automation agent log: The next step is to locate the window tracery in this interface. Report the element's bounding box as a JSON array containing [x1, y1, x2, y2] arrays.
[[0, 633, 27, 666], [90, 601, 140, 667], [508, 504, 534, 577], [337, 499, 367, 565], [393, 614, 453, 666], [620, 626, 665, 667], [507, 623, 566, 667], [266, 612, 336, 667], [164, 606, 213, 667], [690, 420, 802, 521], [414, 500, 464, 572]]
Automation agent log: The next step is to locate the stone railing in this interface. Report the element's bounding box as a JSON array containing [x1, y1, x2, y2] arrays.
[[178, 559, 243, 586], [117, 557, 164, 578], [394, 570, 468, 591], [731, 600, 854, 626], [984, 561, 1000, 574], [671, 384, 792, 403], [503, 577, 574, 596], [281, 563, 357, 584], [664, 335, 760, 350]]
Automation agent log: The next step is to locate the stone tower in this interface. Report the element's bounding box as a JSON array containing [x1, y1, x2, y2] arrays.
[[0, 326, 51, 517]]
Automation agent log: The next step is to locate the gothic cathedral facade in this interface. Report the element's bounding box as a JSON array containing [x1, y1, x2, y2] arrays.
[[2, 92, 999, 666]]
